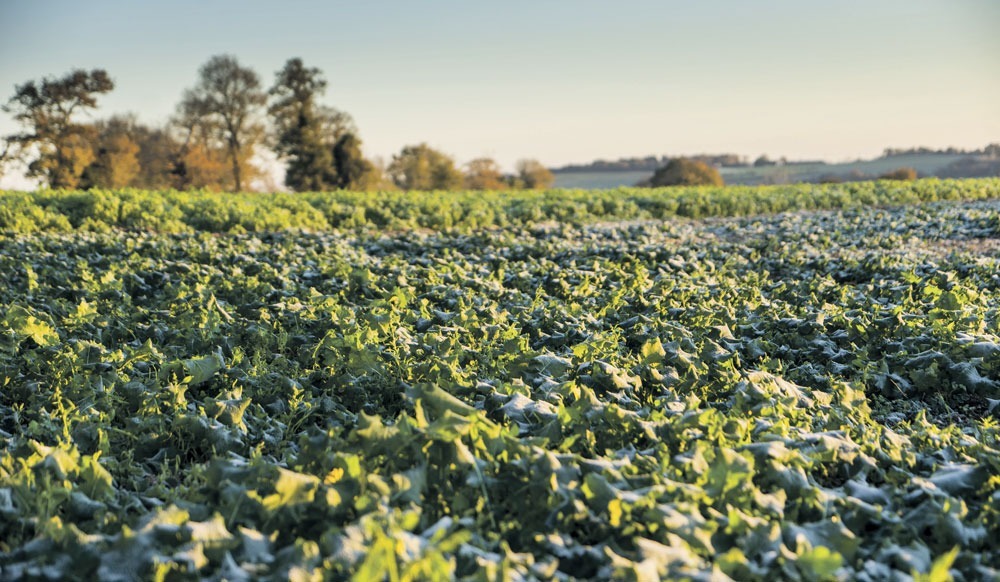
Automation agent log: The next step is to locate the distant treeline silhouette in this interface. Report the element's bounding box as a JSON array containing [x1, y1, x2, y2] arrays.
[[555, 145, 1000, 176], [881, 144, 1000, 158]]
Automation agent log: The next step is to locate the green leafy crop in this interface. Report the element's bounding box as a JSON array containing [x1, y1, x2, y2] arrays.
[[1, 187, 999, 580]]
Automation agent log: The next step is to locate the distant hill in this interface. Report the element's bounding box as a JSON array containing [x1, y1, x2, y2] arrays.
[[550, 145, 1000, 189]]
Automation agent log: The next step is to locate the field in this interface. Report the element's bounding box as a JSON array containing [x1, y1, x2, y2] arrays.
[[552, 171, 653, 190], [2, 180, 1000, 580], [552, 153, 975, 189]]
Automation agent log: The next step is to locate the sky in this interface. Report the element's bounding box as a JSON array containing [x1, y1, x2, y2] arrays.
[[1, 0, 998, 187]]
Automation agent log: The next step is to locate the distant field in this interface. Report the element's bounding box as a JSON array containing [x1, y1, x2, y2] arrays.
[[554, 153, 975, 189], [552, 170, 652, 189], [721, 153, 970, 185]]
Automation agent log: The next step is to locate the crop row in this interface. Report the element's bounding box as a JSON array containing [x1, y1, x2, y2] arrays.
[[1, 178, 999, 233]]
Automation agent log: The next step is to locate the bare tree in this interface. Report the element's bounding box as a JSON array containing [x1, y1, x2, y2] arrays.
[[177, 55, 265, 192]]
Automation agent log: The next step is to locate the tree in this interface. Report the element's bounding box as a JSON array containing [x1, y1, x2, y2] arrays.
[[516, 159, 554, 189], [387, 143, 463, 190], [753, 155, 776, 168], [464, 157, 506, 190], [178, 55, 265, 191], [332, 133, 379, 190], [0, 140, 13, 180], [2, 69, 114, 188], [268, 58, 363, 191], [269, 58, 336, 191], [878, 167, 917, 181], [131, 123, 185, 189], [173, 144, 230, 191], [171, 95, 233, 191], [352, 156, 397, 191], [79, 115, 141, 188], [646, 158, 724, 187]]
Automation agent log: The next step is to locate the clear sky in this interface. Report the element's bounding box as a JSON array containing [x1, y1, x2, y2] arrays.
[[1, 0, 998, 185]]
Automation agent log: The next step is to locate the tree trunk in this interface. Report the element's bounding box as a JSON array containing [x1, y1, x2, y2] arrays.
[[229, 140, 242, 192]]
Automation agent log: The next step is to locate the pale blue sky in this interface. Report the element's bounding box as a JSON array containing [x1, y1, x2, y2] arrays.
[[1, 0, 998, 181]]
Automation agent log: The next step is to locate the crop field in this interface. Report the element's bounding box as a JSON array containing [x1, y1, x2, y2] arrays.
[[1, 181, 1000, 580]]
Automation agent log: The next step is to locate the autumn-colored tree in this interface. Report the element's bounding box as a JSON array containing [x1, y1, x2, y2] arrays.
[[878, 167, 917, 181], [464, 157, 507, 190], [388, 143, 463, 190], [131, 124, 184, 189], [2, 69, 114, 188], [50, 132, 97, 188], [79, 115, 199, 190], [516, 159, 554, 189], [646, 158, 724, 187], [79, 115, 141, 188], [177, 55, 265, 191], [171, 89, 240, 191], [172, 145, 230, 191]]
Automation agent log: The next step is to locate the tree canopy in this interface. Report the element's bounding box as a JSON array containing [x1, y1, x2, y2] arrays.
[[267, 58, 372, 191], [2, 69, 114, 188], [177, 55, 266, 192], [388, 144, 463, 191], [270, 58, 337, 191], [879, 167, 918, 181], [79, 115, 141, 189], [515, 159, 555, 190], [464, 158, 507, 190], [2, 60, 558, 193], [646, 158, 725, 187]]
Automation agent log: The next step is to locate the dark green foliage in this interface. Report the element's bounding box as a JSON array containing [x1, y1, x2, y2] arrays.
[[269, 58, 338, 191], [332, 132, 376, 190], [269, 58, 363, 192]]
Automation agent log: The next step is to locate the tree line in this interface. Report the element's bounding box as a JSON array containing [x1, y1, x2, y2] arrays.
[[881, 145, 1000, 158], [0, 55, 554, 192]]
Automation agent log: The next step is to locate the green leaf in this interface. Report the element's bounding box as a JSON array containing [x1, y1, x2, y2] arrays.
[[915, 547, 959, 582], [406, 383, 477, 418], [797, 545, 843, 581], [640, 338, 666, 365], [4, 305, 59, 347], [162, 351, 224, 386]]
